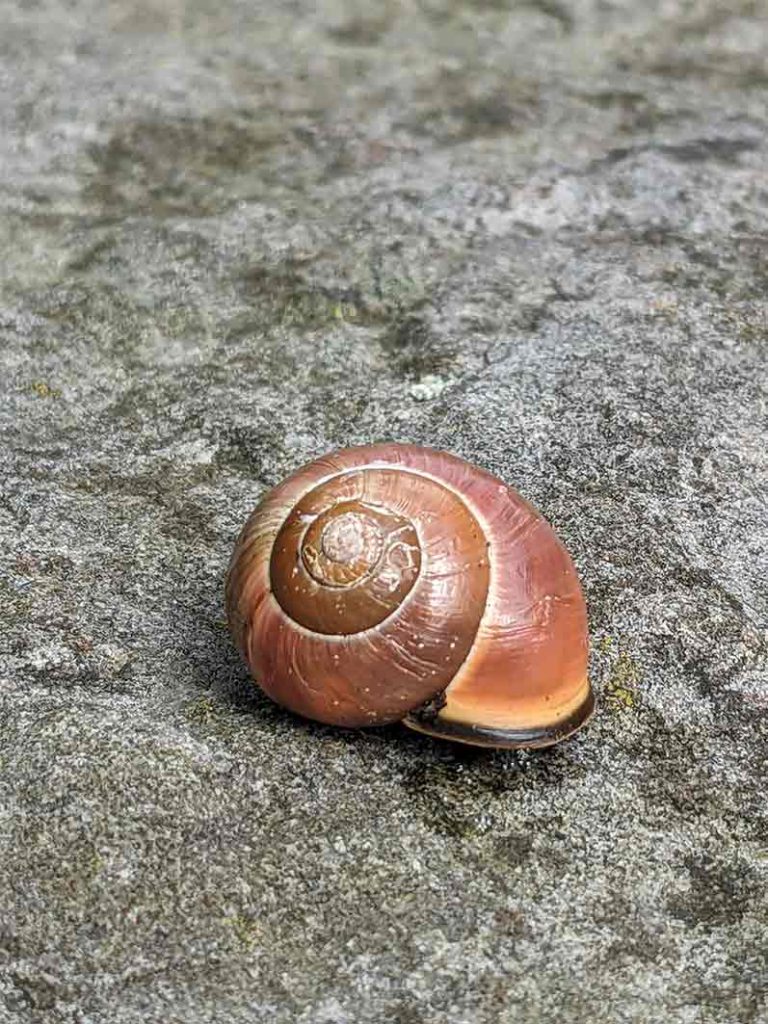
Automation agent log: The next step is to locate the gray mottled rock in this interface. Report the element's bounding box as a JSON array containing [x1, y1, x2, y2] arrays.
[[1, 1, 767, 1021]]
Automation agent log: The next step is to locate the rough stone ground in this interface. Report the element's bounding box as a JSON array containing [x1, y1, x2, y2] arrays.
[[1, 1, 767, 1021]]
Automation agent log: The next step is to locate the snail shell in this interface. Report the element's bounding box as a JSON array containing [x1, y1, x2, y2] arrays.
[[225, 443, 593, 749]]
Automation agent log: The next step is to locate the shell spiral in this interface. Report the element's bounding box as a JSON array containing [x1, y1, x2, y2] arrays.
[[225, 443, 593, 749]]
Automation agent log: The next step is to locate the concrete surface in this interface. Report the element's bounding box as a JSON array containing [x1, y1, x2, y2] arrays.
[[0, 1, 767, 1021]]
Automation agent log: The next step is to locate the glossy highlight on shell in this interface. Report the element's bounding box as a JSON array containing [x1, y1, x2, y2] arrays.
[[225, 443, 593, 749]]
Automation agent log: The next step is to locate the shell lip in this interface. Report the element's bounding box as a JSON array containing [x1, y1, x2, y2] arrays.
[[402, 687, 595, 750]]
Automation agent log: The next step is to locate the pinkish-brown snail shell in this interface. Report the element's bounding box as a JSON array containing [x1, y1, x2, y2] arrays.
[[225, 443, 593, 749]]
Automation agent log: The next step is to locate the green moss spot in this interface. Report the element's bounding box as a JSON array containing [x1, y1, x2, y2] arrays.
[[223, 913, 263, 950], [85, 850, 104, 880], [30, 381, 61, 399], [185, 695, 219, 725], [604, 645, 641, 711]]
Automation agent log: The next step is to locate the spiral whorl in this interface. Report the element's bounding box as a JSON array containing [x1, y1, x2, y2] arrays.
[[225, 443, 593, 748]]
